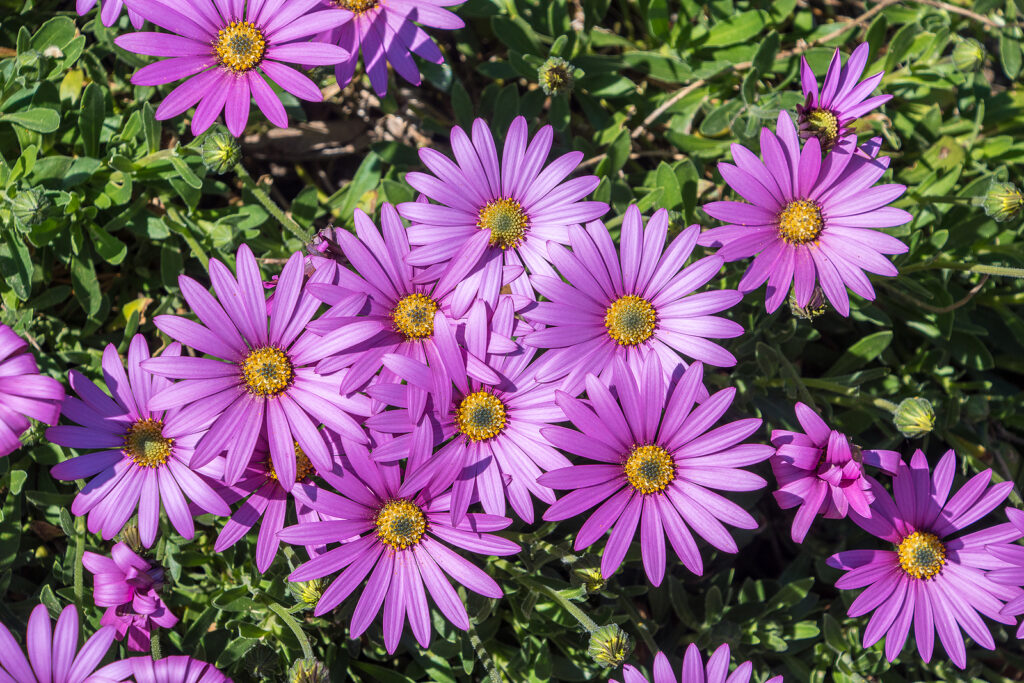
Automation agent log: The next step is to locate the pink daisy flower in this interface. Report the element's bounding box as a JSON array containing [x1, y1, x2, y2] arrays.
[[95, 655, 230, 682], [0, 323, 64, 458], [987, 507, 1024, 638], [0, 604, 116, 683], [614, 644, 782, 683], [76, 0, 144, 28]]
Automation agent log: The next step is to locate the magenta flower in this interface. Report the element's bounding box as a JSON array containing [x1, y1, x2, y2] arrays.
[[827, 450, 1024, 668], [0, 324, 64, 458], [47, 335, 229, 547], [367, 298, 569, 524], [614, 644, 782, 683], [143, 245, 371, 489], [317, 0, 463, 97], [0, 603, 116, 683], [399, 116, 608, 316], [76, 0, 143, 28], [700, 112, 911, 316], [771, 402, 900, 543], [987, 507, 1024, 638], [279, 440, 519, 653], [82, 542, 178, 651], [95, 655, 230, 682], [538, 359, 773, 586], [523, 206, 742, 392], [115, 0, 351, 136], [798, 44, 892, 150]]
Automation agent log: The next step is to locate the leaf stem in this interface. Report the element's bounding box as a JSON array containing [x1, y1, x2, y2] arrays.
[[269, 601, 313, 661], [235, 163, 308, 243]]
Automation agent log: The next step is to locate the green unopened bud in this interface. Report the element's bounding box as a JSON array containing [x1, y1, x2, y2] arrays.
[[9, 186, 51, 228], [289, 578, 328, 608], [981, 180, 1023, 222], [538, 57, 576, 96], [119, 525, 145, 554], [244, 645, 280, 680], [573, 567, 606, 594], [200, 126, 241, 174], [288, 658, 329, 683], [789, 285, 828, 320], [893, 397, 935, 439], [952, 38, 985, 73], [587, 624, 633, 669]]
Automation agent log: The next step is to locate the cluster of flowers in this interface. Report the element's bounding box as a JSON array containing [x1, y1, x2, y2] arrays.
[[2, 26, 1022, 681]]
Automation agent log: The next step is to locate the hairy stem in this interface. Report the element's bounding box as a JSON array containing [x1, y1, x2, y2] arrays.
[[73, 515, 85, 607], [468, 622, 503, 683], [235, 163, 309, 243], [517, 575, 599, 633], [269, 601, 314, 661]]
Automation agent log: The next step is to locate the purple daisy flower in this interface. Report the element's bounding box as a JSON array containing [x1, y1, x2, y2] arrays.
[[770, 402, 900, 543], [76, 0, 143, 28], [827, 449, 1024, 668], [279, 440, 519, 653], [523, 205, 742, 393], [797, 43, 892, 150], [399, 116, 609, 316], [614, 644, 782, 683], [143, 245, 371, 489], [0, 603, 116, 683], [538, 359, 774, 586], [0, 324, 64, 458], [317, 0, 464, 97], [83, 542, 178, 651], [115, 0, 351, 136], [47, 335, 230, 547], [95, 655, 230, 682], [367, 297, 569, 524], [700, 112, 911, 316], [987, 507, 1024, 638]]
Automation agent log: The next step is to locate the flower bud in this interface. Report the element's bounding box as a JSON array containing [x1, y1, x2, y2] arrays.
[[573, 567, 606, 593], [893, 397, 935, 439], [200, 126, 241, 174], [119, 525, 145, 555], [952, 38, 985, 73], [288, 658, 329, 683], [538, 57, 576, 96], [981, 180, 1023, 222], [789, 285, 828, 320], [9, 186, 52, 228], [588, 624, 633, 669], [289, 578, 328, 608]]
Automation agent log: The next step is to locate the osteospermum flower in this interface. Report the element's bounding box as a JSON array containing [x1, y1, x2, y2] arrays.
[[76, 0, 143, 28], [797, 43, 892, 150], [539, 359, 773, 585], [771, 402, 900, 543], [827, 450, 1024, 668], [0, 603, 116, 682], [48, 336, 229, 547], [94, 655, 230, 682], [524, 206, 743, 392], [143, 245, 371, 489], [279, 441, 519, 653], [115, 0, 351, 136], [987, 507, 1024, 638], [82, 542, 177, 651], [613, 644, 782, 683], [399, 116, 609, 316], [0, 324, 64, 458], [317, 0, 463, 97]]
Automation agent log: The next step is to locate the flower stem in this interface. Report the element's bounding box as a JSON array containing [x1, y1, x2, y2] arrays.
[[516, 575, 599, 633], [901, 259, 1024, 278], [234, 163, 309, 243], [616, 595, 658, 655], [269, 601, 313, 661], [468, 622, 503, 683], [150, 629, 162, 660], [73, 516, 85, 606]]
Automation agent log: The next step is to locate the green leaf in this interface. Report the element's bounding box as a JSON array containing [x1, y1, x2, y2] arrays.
[[88, 223, 127, 265], [70, 255, 102, 316], [336, 151, 382, 221], [79, 82, 104, 158], [1, 109, 60, 134], [704, 11, 767, 48], [1000, 33, 1022, 79], [826, 331, 894, 376], [752, 31, 780, 73]]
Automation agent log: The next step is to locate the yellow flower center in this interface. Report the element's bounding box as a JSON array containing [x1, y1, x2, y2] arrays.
[[392, 293, 438, 340], [375, 499, 426, 549], [215, 21, 266, 73], [266, 443, 315, 482], [123, 419, 172, 468], [897, 531, 946, 580], [334, 0, 380, 13], [806, 107, 840, 147], [456, 391, 507, 442], [241, 347, 294, 397], [478, 198, 528, 249], [777, 199, 824, 245], [605, 295, 657, 346], [624, 445, 675, 494]]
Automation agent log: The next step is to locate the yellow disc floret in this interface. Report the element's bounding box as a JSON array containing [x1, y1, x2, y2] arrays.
[[215, 21, 266, 73], [605, 295, 657, 346], [267, 443, 316, 482], [392, 293, 438, 340], [456, 391, 507, 442], [478, 197, 529, 249], [124, 419, 173, 468], [242, 347, 294, 397], [897, 531, 946, 580], [806, 108, 840, 148], [777, 199, 824, 246], [375, 499, 427, 549], [624, 445, 675, 494]]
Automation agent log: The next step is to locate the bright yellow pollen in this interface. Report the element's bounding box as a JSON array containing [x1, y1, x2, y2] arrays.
[[241, 347, 294, 397], [478, 198, 529, 249], [375, 499, 426, 549], [806, 108, 840, 147], [456, 391, 507, 442], [897, 531, 946, 580], [334, 0, 380, 13], [124, 419, 172, 468], [777, 199, 824, 245], [267, 443, 315, 482], [605, 295, 657, 346], [215, 21, 266, 73], [392, 293, 438, 340], [624, 445, 675, 494]]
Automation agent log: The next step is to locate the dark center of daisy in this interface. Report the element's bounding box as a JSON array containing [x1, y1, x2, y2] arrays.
[[375, 499, 426, 549], [334, 0, 380, 13], [624, 445, 675, 494], [215, 21, 266, 73], [241, 347, 294, 397], [124, 419, 173, 468], [266, 443, 315, 482], [777, 199, 824, 245], [478, 197, 529, 249], [392, 293, 438, 340], [897, 531, 946, 580], [605, 295, 657, 346], [456, 391, 507, 442], [805, 108, 840, 148]]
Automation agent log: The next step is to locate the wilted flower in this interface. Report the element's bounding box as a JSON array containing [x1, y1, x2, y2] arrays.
[[893, 397, 935, 438], [288, 658, 330, 683], [981, 179, 1024, 222], [539, 56, 576, 96], [588, 624, 633, 668], [788, 284, 827, 320]]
